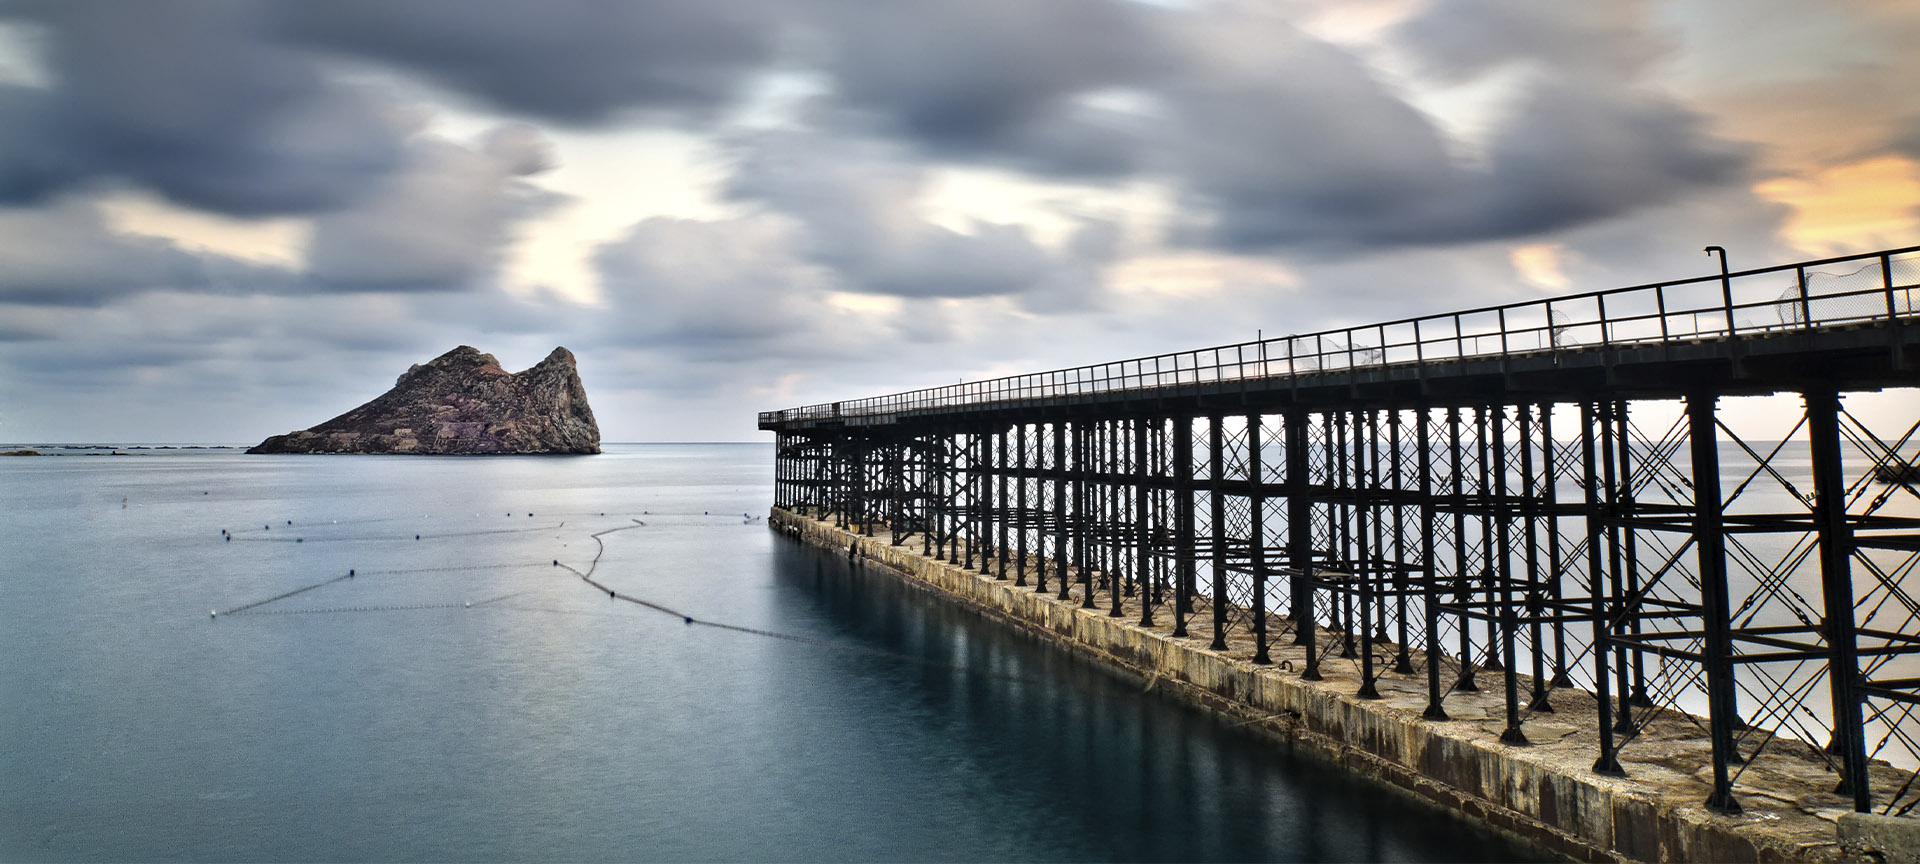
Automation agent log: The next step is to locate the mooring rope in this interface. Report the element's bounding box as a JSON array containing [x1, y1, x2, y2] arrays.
[[214, 572, 355, 616], [211, 563, 553, 617], [211, 514, 1057, 687], [227, 591, 528, 616], [553, 522, 1056, 678], [222, 523, 565, 543]]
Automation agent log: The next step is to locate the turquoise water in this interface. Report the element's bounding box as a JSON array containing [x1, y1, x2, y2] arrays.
[[0, 444, 1538, 862]]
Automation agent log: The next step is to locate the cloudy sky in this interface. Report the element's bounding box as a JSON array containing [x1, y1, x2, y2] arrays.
[[2, 0, 1917, 443]]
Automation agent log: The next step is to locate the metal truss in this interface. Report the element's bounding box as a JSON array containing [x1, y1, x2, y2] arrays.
[[767, 245, 1920, 815]]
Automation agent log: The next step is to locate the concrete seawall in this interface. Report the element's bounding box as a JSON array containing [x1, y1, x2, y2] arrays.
[[771, 507, 1880, 863]]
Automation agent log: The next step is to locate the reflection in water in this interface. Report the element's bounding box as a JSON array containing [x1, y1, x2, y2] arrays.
[[771, 539, 1540, 863]]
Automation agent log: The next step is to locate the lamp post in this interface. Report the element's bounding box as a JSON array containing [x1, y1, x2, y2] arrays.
[[1705, 246, 1734, 336]]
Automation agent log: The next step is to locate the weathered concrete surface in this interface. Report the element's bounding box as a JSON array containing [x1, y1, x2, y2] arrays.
[[771, 508, 1900, 863], [1840, 813, 1920, 864]]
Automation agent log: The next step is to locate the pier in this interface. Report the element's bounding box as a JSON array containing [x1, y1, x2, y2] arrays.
[[761, 245, 1920, 861]]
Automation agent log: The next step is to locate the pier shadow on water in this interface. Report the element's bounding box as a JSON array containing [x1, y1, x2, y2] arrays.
[[768, 537, 1547, 863]]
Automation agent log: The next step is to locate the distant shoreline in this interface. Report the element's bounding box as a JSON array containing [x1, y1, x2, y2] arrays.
[[0, 441, 769, 452]]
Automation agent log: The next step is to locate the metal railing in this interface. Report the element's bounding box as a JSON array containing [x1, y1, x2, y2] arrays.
[[760, 245, 1920, 426]]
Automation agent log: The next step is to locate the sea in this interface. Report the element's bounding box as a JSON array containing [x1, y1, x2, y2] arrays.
[[0, 443, 1539, 862]]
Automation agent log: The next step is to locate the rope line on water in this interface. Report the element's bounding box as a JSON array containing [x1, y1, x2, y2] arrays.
[[554, 522, 1051, 680], [214, 573, 354, 616], [223, 523, 566, 544], [226, 591, 528, 616], [211, 514, 1052, 688], [345, 562, 549, 577]]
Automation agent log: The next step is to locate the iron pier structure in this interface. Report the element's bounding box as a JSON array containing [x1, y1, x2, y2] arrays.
[[761, 246, 1920, 817]]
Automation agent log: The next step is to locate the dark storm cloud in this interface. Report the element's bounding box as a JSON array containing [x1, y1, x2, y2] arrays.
[[0, 1, 410, 215], [0, 0, 1760, 255], [791, 1, 1754, 252], [593, 214, 834, 354], [1156, 19, 1468, 251], [0, 198, 200, 305], [1468, 78, 1747, 237], [306, 125, 563, 293], [1160, 7, 1751, 251], [804, 0, 1168, 177], [720, 127, 1116, 307], [1550, 185, 1795, 291], [0, 85, 82, 202], [272, 0, 779, 125], [0, 196, 307, 306], [1393, 0, 1661, 82]]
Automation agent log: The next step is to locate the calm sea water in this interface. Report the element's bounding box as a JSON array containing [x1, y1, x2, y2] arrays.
[[1, 444, 1539, 862]]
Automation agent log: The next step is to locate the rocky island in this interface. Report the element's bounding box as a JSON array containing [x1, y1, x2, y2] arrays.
[[248, 346, 600, 455]]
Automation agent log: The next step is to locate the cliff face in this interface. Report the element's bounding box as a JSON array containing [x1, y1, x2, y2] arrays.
[[248, 346, 600, 455]]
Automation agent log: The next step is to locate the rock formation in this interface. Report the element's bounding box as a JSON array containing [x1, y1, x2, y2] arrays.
[[248, 346, 600, 455]]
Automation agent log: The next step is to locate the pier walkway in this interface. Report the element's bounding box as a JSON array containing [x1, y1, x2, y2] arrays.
[[761, 245, 1920, 860]]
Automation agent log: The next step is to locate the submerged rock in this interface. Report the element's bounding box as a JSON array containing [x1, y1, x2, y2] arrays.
[[248, 346, 600, 455]]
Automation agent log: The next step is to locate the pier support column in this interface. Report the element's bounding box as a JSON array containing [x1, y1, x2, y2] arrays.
[[1420, 408, 1449, 720], [1807, 388, 1871, 811], [1289, 408, 1320, 679], [1390, 409, 1415, 676], [1250, 413, 1271, 664], [1689, 391, 1742, 814], [1522, 405, 1553, 713], [1137, 416, 1155, 625], [1449, 406, 1478, 693], [1542, 403, 1573, 689], [1210, 415, 1230, 652], [995, 425, 1009, 579], [1044, 421, 1065, 596], [1479, 407, 1503, 674], [1077, 421, 1096, 610], [1336, 411, 1357, 660], [1015, 423, 1029, 585], [1582, 401, 1625, 776], [1494, 406, 1528, 745], [1174, 415, 1194, 638], [1617, 403, 1653, 713], [1356, 408, 1380, 698], [1110, 419, 1128, 618]]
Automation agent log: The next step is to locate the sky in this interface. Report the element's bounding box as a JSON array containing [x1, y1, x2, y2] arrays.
[[1, 0, 1917, 443]]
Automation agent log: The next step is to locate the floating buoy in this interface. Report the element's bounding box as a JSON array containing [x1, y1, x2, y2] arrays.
[[415, 535, 421, 540], [286, 520, 292, 525], [553, 559, 559, 566], [683, 616, 693, 625], [296, 538, 303, 543], [608, 589, 615, 598], [464, 601, 471, 608], [349, 569, 355, 577], [210, 610, 217, 618]]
